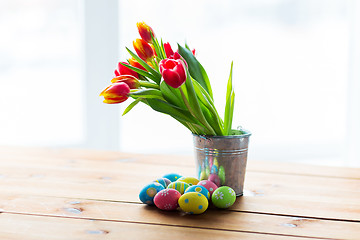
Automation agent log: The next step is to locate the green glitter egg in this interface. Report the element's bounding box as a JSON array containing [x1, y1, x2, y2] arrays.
[[211, 186, 236, 208]]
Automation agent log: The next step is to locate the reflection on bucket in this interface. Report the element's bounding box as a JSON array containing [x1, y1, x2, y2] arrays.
[[193, 131, 251, 196]]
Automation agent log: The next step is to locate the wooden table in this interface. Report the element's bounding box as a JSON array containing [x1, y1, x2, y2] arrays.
[[0, 147, 359, 239]]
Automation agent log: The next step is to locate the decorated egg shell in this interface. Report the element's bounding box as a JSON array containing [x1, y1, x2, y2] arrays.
[[208, 173, 221, 187], [139, 182, 165, 205], [212, 186, 236, 209], [153, 177, 171, 188], [185, 185, 210, 200], [162, 173, 182, 182], [167, 181, 189, 194], [177, 176, 199, 186], [178, 192, 208, 214], [154, 189, 181, 211], [218, 166, 226, 185], [197, 180, 218, 196]]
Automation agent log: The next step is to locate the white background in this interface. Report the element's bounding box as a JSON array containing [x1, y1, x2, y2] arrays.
[[0, 0, 359, 167]]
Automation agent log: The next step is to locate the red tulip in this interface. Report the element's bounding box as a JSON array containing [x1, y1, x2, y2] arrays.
[[136, 22, 155, 43], [111, 75, 140, 89], [164, 42, 174, 58], [133, 38, 155, 62], [159, 58, 187, 88], [100, 82, 130, 104], [115, 62, 139, 78], [128, 57, 147, 71]]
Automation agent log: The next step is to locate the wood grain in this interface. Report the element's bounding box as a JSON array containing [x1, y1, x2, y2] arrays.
[[0, 213, 313, 240], [0, 195, 359, 240], [0, 146, 359, 240], [0, 159, 359, 221], [0, 146, 359, 179]]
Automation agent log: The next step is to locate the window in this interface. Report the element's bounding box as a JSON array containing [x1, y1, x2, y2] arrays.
[[0, 0, 83, 146]]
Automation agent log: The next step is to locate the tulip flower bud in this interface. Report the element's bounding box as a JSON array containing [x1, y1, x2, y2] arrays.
[[133, 38, 155, 62], [136, 22, 155, 43], [164, 42, 174, 58], [100, 82, 130, 104], [159, 58, 187, 88], [115, 62, 139, 78], [128, 57, 147, 71], [111, 75, 140, 89]]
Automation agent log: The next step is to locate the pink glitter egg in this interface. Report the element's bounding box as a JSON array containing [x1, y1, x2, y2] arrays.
[[208, 174, 221, 187], [153, 189, 181, 211], [197, 180, 218, 196]]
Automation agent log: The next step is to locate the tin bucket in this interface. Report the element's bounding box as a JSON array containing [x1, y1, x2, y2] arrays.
[[192, 131, 251, 196]]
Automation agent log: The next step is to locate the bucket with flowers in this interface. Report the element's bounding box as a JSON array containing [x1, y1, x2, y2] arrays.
[[100, 22, 251, 196]]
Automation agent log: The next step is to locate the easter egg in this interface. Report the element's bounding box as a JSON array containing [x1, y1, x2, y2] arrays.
[[177, 176, 199, 186], [167, 181, 189, 194], [197, 180, 218, 196], [185, 185, 210, 200], [139, 182, 165, 205], [211, 186, 236, 208], [154, 189, 181, 211], [178, 192, 208, 214], [162, 173, 182, 182], [208, 173, 221, 187], [153, 178, 171, 188], [218, 166, 226, 185], [210, 165, 218, 174]]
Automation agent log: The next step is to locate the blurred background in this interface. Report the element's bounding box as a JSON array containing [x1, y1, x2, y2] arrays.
[[1, 0, 359, 167]]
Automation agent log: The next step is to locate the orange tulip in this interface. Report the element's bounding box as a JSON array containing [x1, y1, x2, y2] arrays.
[[100, 82, 130, 104], [111, 75, 140, 89], [136, 22, 155, 43], [115, 62, 139, 78], [128, 57, 147, 71], [133, 38, 155, 62]]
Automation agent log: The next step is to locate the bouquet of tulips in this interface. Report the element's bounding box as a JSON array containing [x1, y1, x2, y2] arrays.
[[100, 22, 242, 136]]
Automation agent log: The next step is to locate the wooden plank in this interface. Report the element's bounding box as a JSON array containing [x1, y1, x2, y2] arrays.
[[0, 213, 311, 240], [1, 146, 359, 179], [0, 195, 359, 240], [0, 161, 359, 221]]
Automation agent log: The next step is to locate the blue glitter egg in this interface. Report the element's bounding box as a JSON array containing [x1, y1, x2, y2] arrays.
[[185, 185, 210, 200], [162, 173, 182, 182], [139, 182, 165, 205]]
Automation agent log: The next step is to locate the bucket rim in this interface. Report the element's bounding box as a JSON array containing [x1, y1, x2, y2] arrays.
[[192, 129, 252, 139]]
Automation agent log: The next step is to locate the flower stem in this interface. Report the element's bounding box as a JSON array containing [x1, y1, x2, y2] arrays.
[[179, 87, 215, 135], [139, 81, 160, 89]]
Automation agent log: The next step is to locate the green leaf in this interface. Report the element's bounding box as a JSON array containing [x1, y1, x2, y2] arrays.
[[182, 70, 216, 135], [123, 98, 141, 116], [224, 62, 234, 135], [160, 38, 166, 58], [151, 35, 164, 59], [146, 98, 199, 124], [126, 47, 161, 83], [160, 81, 187, 109], [177, 44, 213, 99], [119, 62, 159, 82], [193, 80, 224, 135], [130, 89, 164, 100]]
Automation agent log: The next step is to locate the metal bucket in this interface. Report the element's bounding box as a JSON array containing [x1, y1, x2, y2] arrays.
[[192, 131, 251, 196]]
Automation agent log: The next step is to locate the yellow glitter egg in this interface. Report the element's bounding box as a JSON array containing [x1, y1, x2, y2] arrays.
[[177, 176, 199, 186], [178, 192, 208, 214]]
